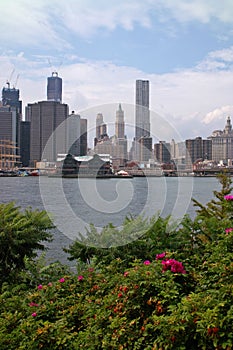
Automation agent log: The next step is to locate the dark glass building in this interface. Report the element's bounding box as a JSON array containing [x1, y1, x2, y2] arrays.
[[1, 83, 22, 156], [20, 121, 30, 167], [47, 72, 62, 102], [2, 83, 22, 113], [80, 118, 87, 156]]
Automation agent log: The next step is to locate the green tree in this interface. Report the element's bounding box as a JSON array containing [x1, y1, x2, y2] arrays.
[[192, 173, 233, 219], [190, 173, 233, 244], [0, 202, 54, 286]]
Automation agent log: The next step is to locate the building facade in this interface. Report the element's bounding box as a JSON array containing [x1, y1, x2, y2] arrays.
[[139, 136, 153, 163], [26, 100, 69, 164], [185, 137, 212, 169], [154, 141, 171, 163], [67, 112, 88, 156], [115, 103, 125, 139], [208, 116, 233, 164], [1, 82, 22, 155], [20, 121, 30, 167], [2, 83, 22, 114], [67, 112, 81, 156], [113, 103, 127, 165], [80, 118, 87, 156], [135, 80, 150, 161]]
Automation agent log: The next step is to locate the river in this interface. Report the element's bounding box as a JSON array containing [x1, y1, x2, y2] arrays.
[[0, 176, 221, 265]]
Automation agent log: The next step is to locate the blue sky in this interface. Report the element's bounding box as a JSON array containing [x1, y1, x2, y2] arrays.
[[1, 0, 233, 145]]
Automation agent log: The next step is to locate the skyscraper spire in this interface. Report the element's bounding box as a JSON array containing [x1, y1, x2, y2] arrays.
[[115, 103, 125, 139], [224, 116, 232, 134]]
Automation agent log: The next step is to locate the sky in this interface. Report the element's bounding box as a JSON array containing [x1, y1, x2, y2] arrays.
[[1, 0, 233, 145]]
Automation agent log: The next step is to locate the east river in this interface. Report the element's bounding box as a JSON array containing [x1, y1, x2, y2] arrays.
[[0, 176, 221, 265]]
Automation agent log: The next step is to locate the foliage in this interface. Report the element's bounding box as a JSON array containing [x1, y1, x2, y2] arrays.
[[193, 173, 233, 220], [65, 214, 194, 269], [0, 202, 54, 286], [0, 174, 233, 349], [20, 253, 72, 288], [0, 232, 232, 349], [178, 173, 233, 249]]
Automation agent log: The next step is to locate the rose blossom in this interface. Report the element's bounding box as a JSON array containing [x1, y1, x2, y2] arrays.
[[156, 252, 166, 260], [224, 195, 233, 200], [143, 260, 151, 265]]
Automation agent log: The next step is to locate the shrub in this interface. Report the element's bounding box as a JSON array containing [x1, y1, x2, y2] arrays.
[[0, 202, 54, 286]]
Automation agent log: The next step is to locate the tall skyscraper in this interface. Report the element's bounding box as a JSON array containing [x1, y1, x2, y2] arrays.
[[0, 105, 18, 144], [20, 121, 30, 167], [47, 72, 62, 102], [135, 80, 151, 161], [113, 103, 127, 165], [115, 103, 125, 139], [135, 80, 150, 139], [68, 111, 81, 156], [1, 82, 22, 155], [95, 113, 108, 147], [26, 100, 68, 164], [80, 118, 87, 156], [96, 113, 107, 139]]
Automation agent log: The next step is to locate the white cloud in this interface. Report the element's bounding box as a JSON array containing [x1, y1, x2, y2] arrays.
[[1, 0, 233, 51], [157, 0, 233, 24], [2, 1, 233, 143], [2, 47, 233, 142], [209, 47, 233, 62], [202, 106, 233, 125]]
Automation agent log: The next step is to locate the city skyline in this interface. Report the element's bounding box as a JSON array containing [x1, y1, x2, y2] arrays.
[[1, 1, 233, 141]]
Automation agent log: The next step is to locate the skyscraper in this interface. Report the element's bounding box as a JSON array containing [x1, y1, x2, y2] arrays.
[[20, 121, 30, 167], [80, 118, 87, 156], [154, 141, 171, 163], [26, 100, 68, 164], [135, 80, 150, 140], [115, 103, 125, 139], [135, 80, 151, 161], [185, 137, 212, 169], [68, 111, 81, 156], [2, 82, 22, 114], [47, 72, 62, 102], [95, 113, 108, 147], [0, 105, 17, 143], [208, 116, 233, 163], [1, 82, 22, 155]]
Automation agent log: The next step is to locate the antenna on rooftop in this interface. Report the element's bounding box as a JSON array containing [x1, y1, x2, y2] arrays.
[[47, 57, 63, 76]]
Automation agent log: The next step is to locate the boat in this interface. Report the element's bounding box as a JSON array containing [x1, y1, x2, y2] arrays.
[[115, 170, 133, 178]]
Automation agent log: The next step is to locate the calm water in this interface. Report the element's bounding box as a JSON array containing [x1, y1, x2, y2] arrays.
[[0, 176, 221, 264]]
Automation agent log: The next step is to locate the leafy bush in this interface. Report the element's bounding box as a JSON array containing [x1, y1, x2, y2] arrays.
[[0, 202, 54, 286], [0, 174, 232, 349], [0, 234, 232, 349]]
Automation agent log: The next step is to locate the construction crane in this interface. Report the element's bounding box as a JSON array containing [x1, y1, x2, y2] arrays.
[[13, 74, 20, 89]]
